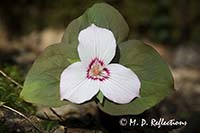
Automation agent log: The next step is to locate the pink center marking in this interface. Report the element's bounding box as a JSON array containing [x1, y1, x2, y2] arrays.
[[86, 58, 110, 81]]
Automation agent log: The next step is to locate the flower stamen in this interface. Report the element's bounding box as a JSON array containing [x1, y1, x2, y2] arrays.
[[92, 65, 101, 76], [87, 58, 110, 81]]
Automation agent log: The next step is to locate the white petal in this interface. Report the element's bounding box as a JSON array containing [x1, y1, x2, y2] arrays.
[[78, 24, 116, 66], [100, 64, 141, 104], [60, 62, 99, 104]]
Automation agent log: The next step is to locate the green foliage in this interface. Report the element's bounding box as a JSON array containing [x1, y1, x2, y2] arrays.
[[98, 40, 174, 115], [0, 66, 35, 114], [62, 3, 129, 44], [20, 43, 71, 107], [20, 3, 174, 115]]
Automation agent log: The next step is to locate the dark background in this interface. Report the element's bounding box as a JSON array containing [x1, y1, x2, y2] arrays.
[[0, 0, 200, 44]]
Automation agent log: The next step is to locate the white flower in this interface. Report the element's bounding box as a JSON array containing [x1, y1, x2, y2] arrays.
[[60, 24, 141, 104]]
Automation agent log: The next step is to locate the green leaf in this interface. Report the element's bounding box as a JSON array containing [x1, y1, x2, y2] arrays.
[[62, 15, 89, 45], [98, 40, 174, 115], [20, 43, 78, 107], [96, 91, 104, 104], [62, 3, 129, 45]]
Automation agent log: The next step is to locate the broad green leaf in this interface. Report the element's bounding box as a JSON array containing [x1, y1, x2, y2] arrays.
[[86, 3, 129, 43], [62, 3, 129, 45], [98, 40, 174, 115], [20, 43, 79, 107], [62, 15, 89, 45]]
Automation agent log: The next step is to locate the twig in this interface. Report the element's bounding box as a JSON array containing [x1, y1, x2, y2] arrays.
[[49, 107, 64, 121], [1, 104, 45, 133], [0, 70, 23, 89]]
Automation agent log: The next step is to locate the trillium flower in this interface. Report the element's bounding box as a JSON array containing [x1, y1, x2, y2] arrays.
[[60, 24, 141, 104]]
